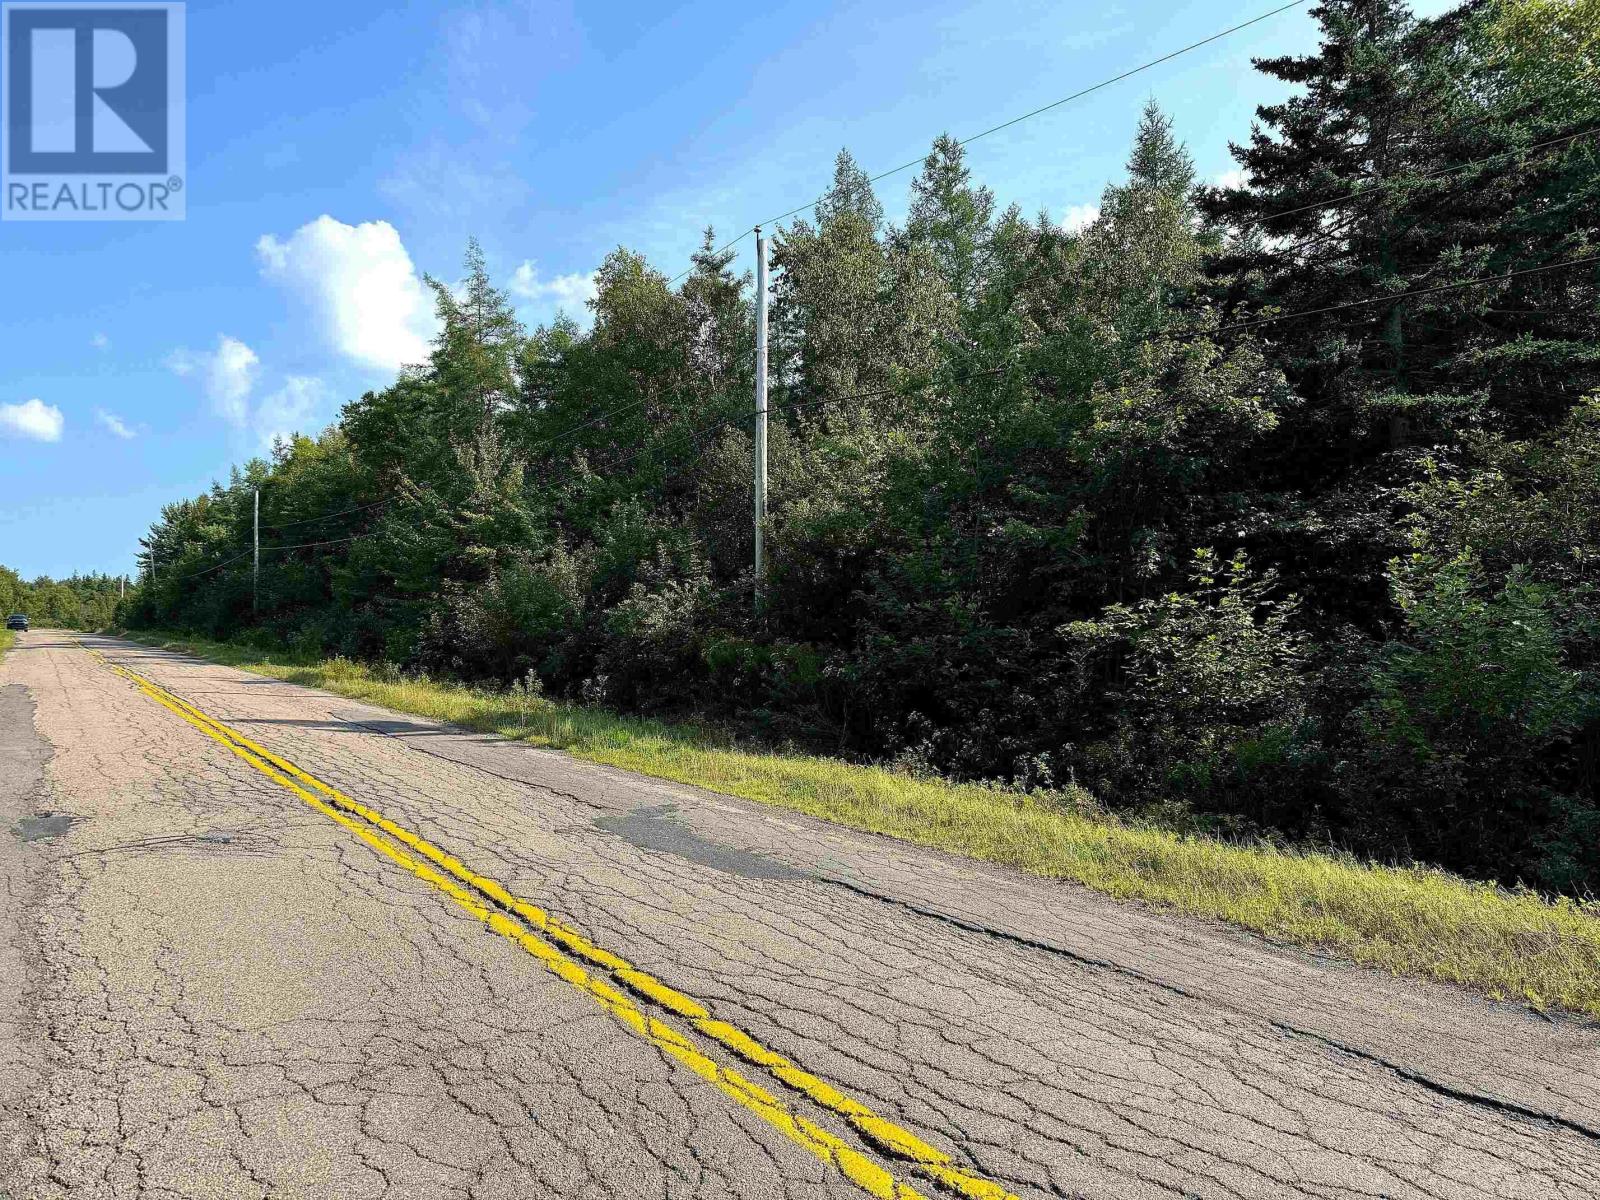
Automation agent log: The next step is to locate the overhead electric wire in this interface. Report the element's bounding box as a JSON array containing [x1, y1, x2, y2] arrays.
[[774, 0, 1314, 226], [943, 123, 1600, 296], [152, 12, 1600, 579], [534, 396, 651, 452], [158, 252, 1596, 589], [629, 30, 1594, 458], [667, 0, 1313, 284], [260, 496, 391, 531], [1231, 126, 1600, 229], [165, 548, 252, 583], [264, 534, 366, 553], [159, 535, 368, 585], [152, 510, 379, 588], [1208, 253, 1600, 334]]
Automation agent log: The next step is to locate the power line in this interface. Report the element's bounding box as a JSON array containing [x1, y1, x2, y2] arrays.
[[155, 515, 377, 586], [1209, 254, 1600, 334], [157, 257, 1596, 588], [669, 0, 1312, 284], [162, 534, 366, 584], [167, 549, 253, 583], [1224, 126, 1600, 229], [534, 396, 650, 452], [175, 252, 1594, 527], [265, 535, 366, 554], [260, 497, 390, 531], [790, 0, 1314, 223]]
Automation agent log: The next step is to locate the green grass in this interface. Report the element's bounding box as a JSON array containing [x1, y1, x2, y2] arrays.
[[0, 629, 13, 661], [118, 628, 1600, 1021]]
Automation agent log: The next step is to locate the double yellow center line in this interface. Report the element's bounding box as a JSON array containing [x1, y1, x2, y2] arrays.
[[94, 647, 1018, 1200]]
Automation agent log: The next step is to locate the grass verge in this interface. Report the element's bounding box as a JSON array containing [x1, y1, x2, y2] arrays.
[[0, 628, 14, 662], [117, 628, 1600, 1020]]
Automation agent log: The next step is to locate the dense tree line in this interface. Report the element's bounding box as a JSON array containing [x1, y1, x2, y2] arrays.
[[0, 566, 123, 630], [128, 0, 1600, 891]]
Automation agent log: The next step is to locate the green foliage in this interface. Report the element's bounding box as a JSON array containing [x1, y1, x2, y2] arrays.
[[123, 1, 1600, 894], [1064, 550, 1315, 824], [1331, 398, 1600, 889], [1485, 0, 1600, 113], [1376, 553, 1582, 742]]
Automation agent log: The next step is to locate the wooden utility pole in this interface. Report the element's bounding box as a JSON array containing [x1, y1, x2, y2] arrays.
[[753, 226, 769, 612]]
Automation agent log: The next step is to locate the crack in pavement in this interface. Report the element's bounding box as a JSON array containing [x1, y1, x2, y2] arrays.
[[814, 876, 1600, 1146]]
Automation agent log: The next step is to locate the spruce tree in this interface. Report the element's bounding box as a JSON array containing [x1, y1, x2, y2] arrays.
[[1203, 0, 1599, 447]]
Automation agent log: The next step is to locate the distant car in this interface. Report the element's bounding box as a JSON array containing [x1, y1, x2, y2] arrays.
[[5, 614, 27, 631]]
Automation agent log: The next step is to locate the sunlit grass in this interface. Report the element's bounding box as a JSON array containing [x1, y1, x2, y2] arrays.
[[0, 629, 14, 661], [121, 628, 1600, 1020]]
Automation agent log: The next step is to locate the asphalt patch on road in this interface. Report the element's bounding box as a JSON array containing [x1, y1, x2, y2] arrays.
[[13, 812, 78, 842], [595, 804, 805, 881], [1, 685, 53, 838]]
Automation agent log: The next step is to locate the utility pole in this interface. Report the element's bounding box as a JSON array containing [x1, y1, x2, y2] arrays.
[[253, 488, 261, 612], [753, 226, 769, 613]]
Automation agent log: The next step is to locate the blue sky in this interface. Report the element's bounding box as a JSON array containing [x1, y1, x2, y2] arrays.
[[0, 0, 1455, 580]]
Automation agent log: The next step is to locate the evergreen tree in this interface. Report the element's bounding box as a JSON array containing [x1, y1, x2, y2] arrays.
[[900, 134, 996, 321], [771, 150, 894, 401]]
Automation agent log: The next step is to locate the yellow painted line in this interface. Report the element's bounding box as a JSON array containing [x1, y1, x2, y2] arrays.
[[103, 655, 929, 1200], [99, 649, 1020, 1200], [106, 659, 1017, 1200]]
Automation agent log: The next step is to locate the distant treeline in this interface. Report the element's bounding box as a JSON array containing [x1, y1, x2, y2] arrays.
[[1, 566, 122, 629], [127, 0, 1600, 892]]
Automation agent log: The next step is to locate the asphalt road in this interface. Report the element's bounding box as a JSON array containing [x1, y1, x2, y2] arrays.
[[2, 629, 1597, 1200]]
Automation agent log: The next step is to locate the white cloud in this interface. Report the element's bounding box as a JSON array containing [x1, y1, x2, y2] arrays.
[[509, 260, 597, 320], [168, 335, 260, 425], [0, 399, 64, 442], [91, 332, 110, 350], [254, 376, 331, 449], [1062, 203, 1100, 234], [1214, 167, 1247, 191], [95, 409, 135, 439], [256, 216, 436, 374]]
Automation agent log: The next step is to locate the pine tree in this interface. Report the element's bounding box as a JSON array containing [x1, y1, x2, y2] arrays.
[[1082, 100, 1202, 339], [428, 238, 524, 439], [1124, 99, 1195, 198], [1203, 0, 1599, 446], [900, 134, 996, 317], [770, 149, 892, 400], [814, 149, 883, 232], [680, 227, 751, 393]]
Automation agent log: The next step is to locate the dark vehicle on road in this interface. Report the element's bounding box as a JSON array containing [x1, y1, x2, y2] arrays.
[[5, 614, 28, 631]]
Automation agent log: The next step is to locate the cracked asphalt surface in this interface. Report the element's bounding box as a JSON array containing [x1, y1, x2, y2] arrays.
[[1, 630, 1598, 1199]]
